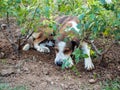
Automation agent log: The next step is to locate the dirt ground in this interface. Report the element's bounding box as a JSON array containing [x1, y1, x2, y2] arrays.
[[0, 19, 120, 90]]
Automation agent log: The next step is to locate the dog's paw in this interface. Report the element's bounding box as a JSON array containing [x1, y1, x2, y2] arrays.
[[46, 41, 54, 46], [85, 58, 94, 70], [37, 46, 50, 53], [23, 44, 30, 51]]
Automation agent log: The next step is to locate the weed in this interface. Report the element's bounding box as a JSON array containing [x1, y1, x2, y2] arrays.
[[102, 79, 120, 90]]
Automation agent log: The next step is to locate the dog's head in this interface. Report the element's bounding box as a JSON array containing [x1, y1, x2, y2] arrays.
[[54, 16, 80, 66], [54, 37, 78, 66]]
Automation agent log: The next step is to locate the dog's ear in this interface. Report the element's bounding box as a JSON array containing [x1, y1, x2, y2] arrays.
[[71, 41, 79, 51]]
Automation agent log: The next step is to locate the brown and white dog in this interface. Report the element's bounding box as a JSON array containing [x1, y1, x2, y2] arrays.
[[23, 16, 94, 70]]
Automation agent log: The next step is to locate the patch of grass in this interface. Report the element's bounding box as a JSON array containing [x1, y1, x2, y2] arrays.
[[0, 83, 9, 90], [11, 85, 27, 90], [0, 59, 7, 64], [0, 83, 27, 90], [102, 79, 120, 90]]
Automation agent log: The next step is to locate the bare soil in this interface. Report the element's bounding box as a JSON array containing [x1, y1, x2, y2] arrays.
[[0, 19, 120, 90]]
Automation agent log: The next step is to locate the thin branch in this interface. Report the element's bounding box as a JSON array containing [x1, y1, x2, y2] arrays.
[[0, 24, 18, 53], [6, 12, 15, 44], [6, 12, 10, 27], [90, 40, 102, 56], [19, 3, 41, 47], [25, 3, 41, 35], [90, 40, 118, 61], [6, 12, 18, 53], [20, 30, 34, 46]]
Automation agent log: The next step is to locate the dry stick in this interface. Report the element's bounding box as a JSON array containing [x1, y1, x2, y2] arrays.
[[0, 12, 18, 53], [7, 12, 16, 40], [6, 12, 9, 27], [19, 3, 41, 47], [90, 40, 117, 61], [20, 31, 34, 47], [90, 40, 102, 56], [6, 12, 18, 53], [6, 12, 15, 43]]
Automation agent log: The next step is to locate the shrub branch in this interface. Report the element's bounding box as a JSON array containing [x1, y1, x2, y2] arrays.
[[19, 3, 41, 47], [90, 40, 118, 61]]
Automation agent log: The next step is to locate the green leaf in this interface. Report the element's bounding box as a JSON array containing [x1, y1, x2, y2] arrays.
[[93, 26, 98, 33], [75, 57, 80, 64], [89, 13, 96, 20], [16, 0, 21, 3], [79, 13, 85, 20], [82, 54, 89, 58], [44, 6, 50, 18], [52, 24, 57, 31], [36, 8, 41, 13], [100, 0, 106, 5], [20, 28, 26, 35], [113, 30, 120, 40], [85, 22, 90, 30], [72, 48, 80, 55], [118, 13, 120, 19], [77, 23, 82, 29], [62, 59, 70, 69]]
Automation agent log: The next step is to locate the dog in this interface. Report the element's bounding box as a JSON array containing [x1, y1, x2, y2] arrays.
[[23, 16, 94, 70]]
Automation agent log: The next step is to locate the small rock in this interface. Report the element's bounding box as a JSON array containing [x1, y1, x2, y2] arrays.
[[93, 85, 101, 90], [23, 66, 29, 71], [88, 79, 97, 84], [1, 24, 7, 30], [30, 82, 36, 87], [1, 52, 5, 56], [11, 55, 16, 60], [117, 66, 120, 71], [106, 74, 112, 80], [15, 60, 24, 68], [61, 83, 64, 87], [38, 61, 42, 64], [16, 68, 21, 74], [0, 52, 5, 58], [43, 70, 49, 75], [0, 68, 15, 76], [61, 83, 67, 88], [50, 81, 54, 85], [40, 82, 48, 87], [22, 44, 30, 51]]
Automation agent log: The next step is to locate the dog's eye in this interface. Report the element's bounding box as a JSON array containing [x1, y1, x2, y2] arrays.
[[55, 49, 59, 53], [64, 48, 71, 54], [54, 47, 59, 53]]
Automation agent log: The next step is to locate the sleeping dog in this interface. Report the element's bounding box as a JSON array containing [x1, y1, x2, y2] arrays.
[[23, 16, 94, 70]]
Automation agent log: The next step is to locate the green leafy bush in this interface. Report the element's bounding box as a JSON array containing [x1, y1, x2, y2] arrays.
[[0, 0, 120, 68]]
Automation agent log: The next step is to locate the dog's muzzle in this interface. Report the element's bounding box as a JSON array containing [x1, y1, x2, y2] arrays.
[[55, 60, 63, 66]]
